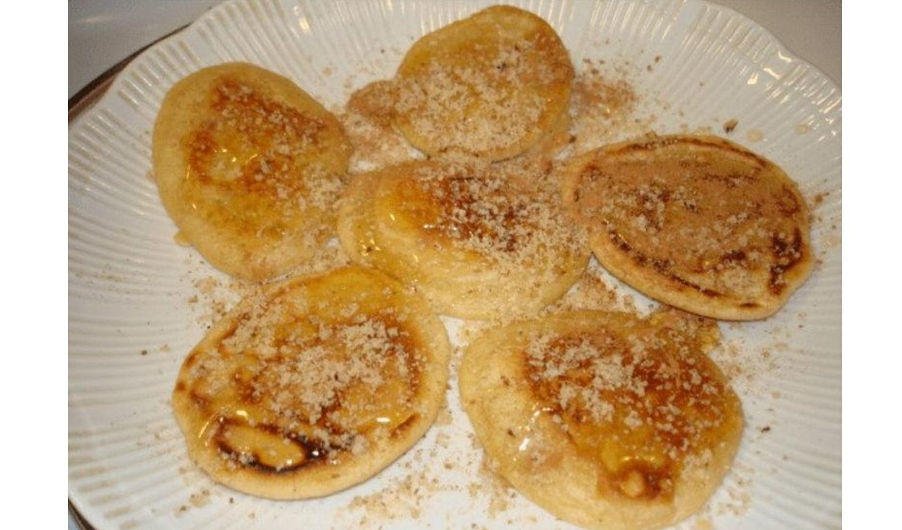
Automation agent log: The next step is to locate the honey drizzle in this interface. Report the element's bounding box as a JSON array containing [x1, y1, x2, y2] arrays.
[[185, 78, 326, 199], [521, 313, 738, 501], [181, 286, 425, 472]]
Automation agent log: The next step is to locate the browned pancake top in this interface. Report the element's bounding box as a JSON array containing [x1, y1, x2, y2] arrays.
[[568, 136, 810, 308], [394, 5, 573, 159], [379, 159, 578, 261], [186, 78, 328, 201]]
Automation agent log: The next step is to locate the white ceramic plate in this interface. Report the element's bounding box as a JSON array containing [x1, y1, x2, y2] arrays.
[[68, 1, 841, 528]]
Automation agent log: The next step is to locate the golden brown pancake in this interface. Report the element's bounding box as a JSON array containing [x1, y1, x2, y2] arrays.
[[171, 266, 451, 499], [337, 157, 589, 320], [393, 5, 573, 161], [561, 134, 812, 320], [153, 62, 351, 281], [460, 309, 743, 530]]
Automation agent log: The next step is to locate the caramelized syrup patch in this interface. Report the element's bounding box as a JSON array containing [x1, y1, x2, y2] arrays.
[[380, 159, 581, 265], [522, 314, 739, 501], [769, 228, 805, 294], [419, 168, 531, 255], [184, 300, 425, 472], [213, 419, 328, 473], [185, 78, 326, 200]]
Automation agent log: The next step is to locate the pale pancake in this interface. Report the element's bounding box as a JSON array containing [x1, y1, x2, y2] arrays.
[[561, 134, 812, 320], [153, 62, 351, 281], [337, 157, 589, 320], [340, 80, 422, 173], [171, 266, 451, 499], [394, 5, 573, 161], [460, 309, 743, 530]]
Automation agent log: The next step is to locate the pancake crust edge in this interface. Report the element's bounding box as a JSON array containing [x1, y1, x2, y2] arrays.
[[171, 266, 451, 499], [393, 5, 574, 161], [459, 310, 743, 530], [561, 134, 812, 320], [153, 62, 351, 281]]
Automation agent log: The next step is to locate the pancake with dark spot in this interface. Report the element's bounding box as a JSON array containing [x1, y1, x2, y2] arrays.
[[561, 134, 812, 320], [171, 267, 451, 499]]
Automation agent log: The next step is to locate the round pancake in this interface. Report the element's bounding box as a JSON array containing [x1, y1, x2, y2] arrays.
[[459, 309, 743, 530], [561, 134, 812, 320], [394, 5, 573, 161], [153, 62, 351, 281], [171, 266, 451, 499], [337, 157, 589, 320]]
